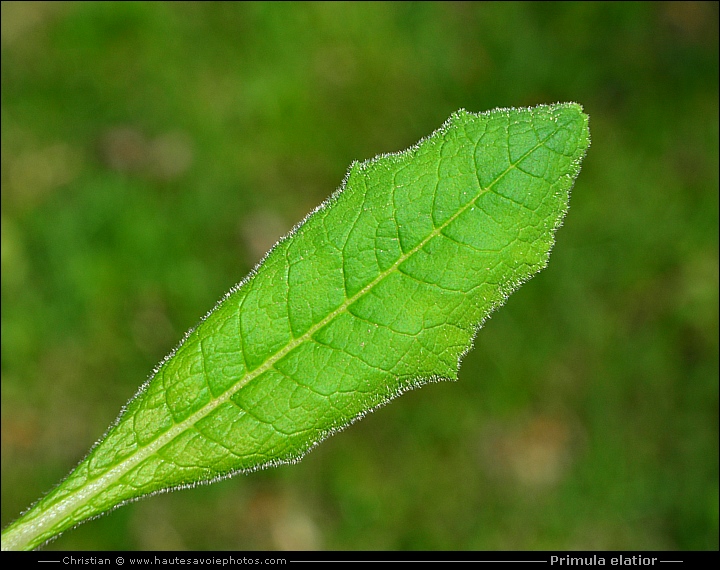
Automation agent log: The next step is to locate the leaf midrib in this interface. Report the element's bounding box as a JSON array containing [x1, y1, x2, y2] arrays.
[[35, 114, 562, 538]]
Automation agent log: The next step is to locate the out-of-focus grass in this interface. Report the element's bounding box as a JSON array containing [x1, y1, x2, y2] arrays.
[[2, 2, 717, 550]]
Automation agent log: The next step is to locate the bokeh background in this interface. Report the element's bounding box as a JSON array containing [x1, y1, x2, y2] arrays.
[[1, 2, 717, 551]]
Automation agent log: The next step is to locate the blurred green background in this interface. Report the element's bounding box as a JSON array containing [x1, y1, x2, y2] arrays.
[[1, 1, 717, 551]]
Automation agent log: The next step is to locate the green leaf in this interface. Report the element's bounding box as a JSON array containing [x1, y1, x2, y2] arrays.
[[1, 103, 589, 550]]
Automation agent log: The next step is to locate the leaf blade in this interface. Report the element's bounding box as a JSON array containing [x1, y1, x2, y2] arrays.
[[1, 103, 589, 550]]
